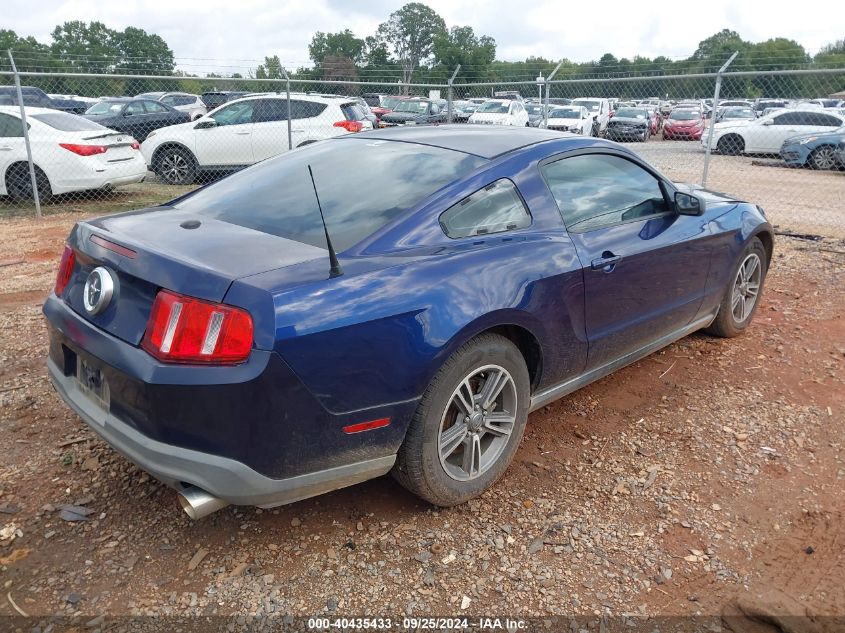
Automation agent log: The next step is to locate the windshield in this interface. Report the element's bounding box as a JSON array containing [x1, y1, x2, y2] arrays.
[[722, 108, 754, 118], [549, 108, 580, 119], [477, 102, 509, 114], [670, 110, 700, 120], [572, 100, 599, 112], [381, 96, 403, 110], [615, 108, 647, 119], [86, 101, 124, 115], [394, 101, 429, 114], [32, 112, 108, 131], [174, 139, 487, 251]]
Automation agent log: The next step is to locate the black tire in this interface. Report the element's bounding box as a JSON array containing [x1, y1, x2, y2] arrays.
[[153, 146, 197, 185], [392, 333, 530, 507], [641, 128, 649, 142], [4, 163, 52, 202], [809, 145, 837, 170], [705, 237, 768, 338], [717, 134, 744, 156]]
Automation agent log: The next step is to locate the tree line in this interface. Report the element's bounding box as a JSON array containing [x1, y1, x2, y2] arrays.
[[2, 7, 843, 99]]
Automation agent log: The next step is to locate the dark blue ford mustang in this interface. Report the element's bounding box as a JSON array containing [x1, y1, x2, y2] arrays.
[[44, 126, 773, 519]]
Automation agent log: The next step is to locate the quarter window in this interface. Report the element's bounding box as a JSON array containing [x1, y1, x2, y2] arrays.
[[541, 153, 669, 232], [253, 99, 289, 122], [440, 179, 531, 239]]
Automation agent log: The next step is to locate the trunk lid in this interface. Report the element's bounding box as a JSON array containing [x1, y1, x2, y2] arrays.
[[65, 208, 326, 346]]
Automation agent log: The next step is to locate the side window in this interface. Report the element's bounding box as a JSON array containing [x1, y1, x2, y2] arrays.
[[0, 113, 25, 137], [160, 96, 175, 106], [144, 101, 168, 113], [810, 113, 841, 127], [440, 179, 531, 239], [253, 99, 289, 123], [210, 100, 255, 126], [176, 96, 196, 106], [124, 101, 146, 116], [430, 103, 440, 115], [291, 100, 328, 119], [541, 153, 669, 233], [772, 112, 803, 126]]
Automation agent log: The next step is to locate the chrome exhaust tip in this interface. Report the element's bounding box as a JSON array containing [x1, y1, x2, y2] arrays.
[[177, 486, 229, 520]]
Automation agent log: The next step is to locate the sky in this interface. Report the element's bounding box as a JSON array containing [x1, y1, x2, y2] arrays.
[[4, 0, 841, 74]]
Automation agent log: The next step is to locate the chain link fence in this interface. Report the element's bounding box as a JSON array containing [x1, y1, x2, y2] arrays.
[[1, 62, 844, 237]]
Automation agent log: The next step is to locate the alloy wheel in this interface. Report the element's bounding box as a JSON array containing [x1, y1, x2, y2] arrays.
[[437, 364, 517, 482], [811, 146, 836, 170], [731, 253, 762, 323], [161, 153, 190, 184]]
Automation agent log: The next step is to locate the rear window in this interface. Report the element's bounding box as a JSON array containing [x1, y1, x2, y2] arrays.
[[341, 103, 366, 121], [174, 139, 487, 251], [31, 112, 107, 131]]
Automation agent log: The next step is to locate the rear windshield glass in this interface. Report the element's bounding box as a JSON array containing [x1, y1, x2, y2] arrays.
[[31, 112, 107, 131], [174, 139, 487, 251]]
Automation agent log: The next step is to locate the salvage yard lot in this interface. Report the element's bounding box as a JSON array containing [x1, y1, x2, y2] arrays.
[[2, 135, 843, 240], [0, 210, 843, 626]]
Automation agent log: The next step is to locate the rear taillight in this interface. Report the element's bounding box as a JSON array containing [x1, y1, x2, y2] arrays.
[[54, 245, 75, 297], [130, 141, 140, 150], [59, 143, 108, 156], [142, 290, 253, 365], [334, 120, 363, 133]]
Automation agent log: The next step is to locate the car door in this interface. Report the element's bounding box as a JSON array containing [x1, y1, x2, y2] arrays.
[[194, 99, 255, 166], [251, 98, 294, 161], [0, 113, 26, 192], [540, 151, 712, 370], [141, 100, 178, 139], [750, 111, 810, 152], [120, 100, 150, 139]]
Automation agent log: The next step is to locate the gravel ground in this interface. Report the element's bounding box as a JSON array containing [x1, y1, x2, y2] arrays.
[[0, 212, 843, 632]]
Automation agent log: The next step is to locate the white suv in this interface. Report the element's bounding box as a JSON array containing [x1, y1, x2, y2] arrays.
[[467, 99, 530, 126], [571, 97, 611, 136], [141, 94, 372, 185]]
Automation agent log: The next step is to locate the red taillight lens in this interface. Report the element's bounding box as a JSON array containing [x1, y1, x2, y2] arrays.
[[54, 245, 75, 297], [142, 290, 253, 365], [130, 141, 140, 150], [59, 143, 108, 156], [334, 120, 363, 133]]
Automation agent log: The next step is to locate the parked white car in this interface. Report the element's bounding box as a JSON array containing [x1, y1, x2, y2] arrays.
[[141, 94, 372, 185], [0, 106, 146, 200], [704, 108, 845, 155], [571, 97, 611, 136], [467, 99, 530, 126], [137, 92, 208, 121], [540, 106, 592, 134]]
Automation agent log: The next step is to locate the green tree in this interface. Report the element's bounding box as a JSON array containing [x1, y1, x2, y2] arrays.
[[432, 26, 495, 82], [309, 30, 365, 65], [113, 26, 174, 74], [255, 55, 284, 79], [376, 2, 446, 87], [50, 21, 119, 72]]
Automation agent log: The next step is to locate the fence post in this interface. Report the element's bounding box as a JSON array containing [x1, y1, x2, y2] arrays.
[[702, 51, 738, 187], [280, 67, 292, 151], [447, 65, 461, 124], [7, 50, 41, 218], [543, 61, 564, 129]]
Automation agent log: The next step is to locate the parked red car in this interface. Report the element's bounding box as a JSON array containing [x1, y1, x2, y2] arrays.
[[662, 109, 705, 140]]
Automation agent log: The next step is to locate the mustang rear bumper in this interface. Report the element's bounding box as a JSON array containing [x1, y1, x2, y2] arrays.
[[47, 359, 394, 507], [43, 293, 410, 508]]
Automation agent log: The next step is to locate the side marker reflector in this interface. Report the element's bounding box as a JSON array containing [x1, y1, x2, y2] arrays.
[[343, 418, 391, 434]]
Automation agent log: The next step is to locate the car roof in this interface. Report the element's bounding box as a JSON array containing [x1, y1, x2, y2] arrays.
[[352, 125, 572, 159]]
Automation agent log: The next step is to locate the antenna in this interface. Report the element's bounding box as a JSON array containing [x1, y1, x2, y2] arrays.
[[308, 165, 343, 278]]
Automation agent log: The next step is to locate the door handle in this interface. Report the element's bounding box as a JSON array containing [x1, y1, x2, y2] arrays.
[[0, 146, 12, 151], [234, 131, 251, 135], [591, 251, 622, 271]]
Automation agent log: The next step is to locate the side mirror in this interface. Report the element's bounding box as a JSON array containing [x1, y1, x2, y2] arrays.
[[123, 110, 134, 117], [674, 191, 704, 216], [762, 119, 773, 126], [194, 119, 217, 129]]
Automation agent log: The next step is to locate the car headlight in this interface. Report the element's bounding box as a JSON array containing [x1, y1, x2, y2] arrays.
[[799, 136, 817, 145]]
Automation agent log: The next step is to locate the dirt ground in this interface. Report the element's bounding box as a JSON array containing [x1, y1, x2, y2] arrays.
[[0, 211, 843, 631]]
